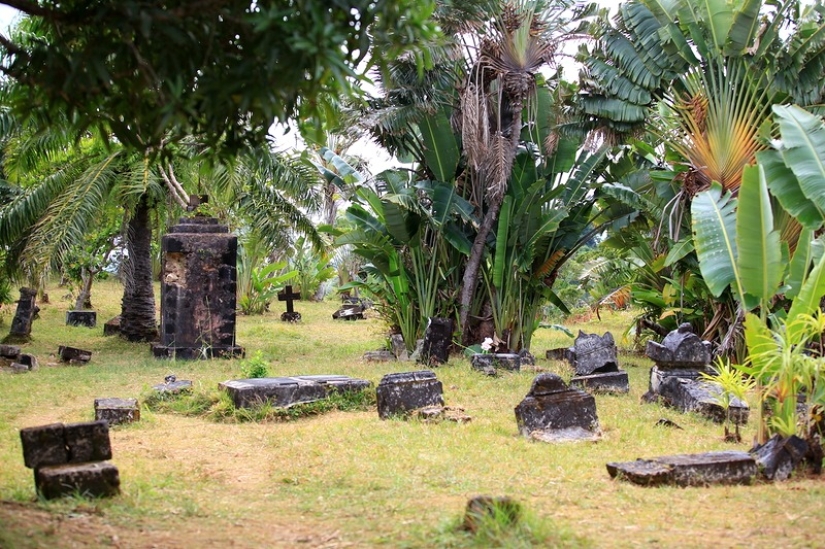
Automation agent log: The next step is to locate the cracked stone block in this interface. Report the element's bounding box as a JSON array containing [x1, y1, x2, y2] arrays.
[[607, 451, 757, 487], [220, 375, 371, 409], [376, 371, 444, 419], [95, 398, 140, 425], [35, 461, 120, 499], [514, 373, 601, 442]]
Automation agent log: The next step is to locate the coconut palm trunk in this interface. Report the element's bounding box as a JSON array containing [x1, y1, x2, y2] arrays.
[[119, 194, 159, 341]]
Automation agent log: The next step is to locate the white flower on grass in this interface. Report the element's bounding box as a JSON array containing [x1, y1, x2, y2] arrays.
[[481, 337, 494, 352]]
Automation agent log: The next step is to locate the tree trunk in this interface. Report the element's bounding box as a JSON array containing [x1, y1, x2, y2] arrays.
[[458, 202, 501, 345], [119, 194, 159, 342], [74, 267, 94, 310]]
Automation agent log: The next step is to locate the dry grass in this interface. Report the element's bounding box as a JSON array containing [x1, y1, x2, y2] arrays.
[[1, 279, 824, 548]]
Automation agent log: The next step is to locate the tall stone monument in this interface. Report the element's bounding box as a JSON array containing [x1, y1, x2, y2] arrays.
[[152, 217, 244, 359]]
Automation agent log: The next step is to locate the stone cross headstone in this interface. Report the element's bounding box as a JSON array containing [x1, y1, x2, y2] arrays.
[[3, 287, 38, 344], [152, 217, 244, 359], [278, 285, 302, 322], [514, 373, 601, 442]]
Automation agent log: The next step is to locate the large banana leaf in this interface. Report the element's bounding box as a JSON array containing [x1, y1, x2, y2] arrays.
[[759, 149, 825, 230], [691, 182, 742, 300], [786, 251, 825, 341], [785, 227, 813, 300], [773, 105, 825, 218], [736, 164, 783, 305], [419, 109, 460, 183]]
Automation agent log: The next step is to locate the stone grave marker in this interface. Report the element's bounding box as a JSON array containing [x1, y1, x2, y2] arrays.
[[657, 376, 749, 424], [363, 350, 396, 362], [103, 315, 121, 336], [751, 434, 809, 481], [58, 345, 92, 365], [376, 371, 444, 419], [152, 378, 193, 394], [278, 285, 302, 322], [95, 398, 140, 425], [514, 373, 601, 442], [567, 331, 629, 394], [470, 353, 521, 376], [220, 375, 370, 409], [646, 323, 713, 394], [66, 310, 97, 328], [418, 317, 453, 366], [152, 217, 244, 359], [332, 296, 366, 321], [19, 420, 120, 499], [3, 287, 38, 344], [0, 345, 38, 373], [606, 451, 757, 487]]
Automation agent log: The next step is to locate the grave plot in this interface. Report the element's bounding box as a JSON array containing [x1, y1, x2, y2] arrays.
[[220, 375, 371, 409], [515, 373, 601, 442]]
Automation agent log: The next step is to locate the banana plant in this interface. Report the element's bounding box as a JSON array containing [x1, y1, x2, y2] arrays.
[[336, 171, 473, 350]]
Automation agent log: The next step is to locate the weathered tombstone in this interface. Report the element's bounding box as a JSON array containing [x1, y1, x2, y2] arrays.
[[152, 217, 244, 359], [470, 353, 521, 376], [751, 434, 809, 481], [0, 344, 21, 358], [58, 345, 92, 365], [219, 375, 371, 409], [94, 398, 140, 425], [332, 297, 365, 321], [606, 451, 757, 487], [418, 317, 453, 366], [514, 373, 601, 442], [645, 323, 713, 398], [658, 376, 749, 424], [566, 331, 630, 394], [66, 310, 97, 328], [19, 420, 120, 499], [3, 287, 38, 344], [278, 285, 302, 322], [376, 371, 444, 419], [569, 331, 619, 375], [152, 379, 193, 394], [390, 334, 408, 361], [103, 315, 121, 336]]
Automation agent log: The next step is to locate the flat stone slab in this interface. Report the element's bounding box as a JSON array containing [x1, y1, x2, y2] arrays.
[[607, 451, 757, 487], [570, 371, 629, 394], [152, 380, 193, 394], [58, 345, 92, 364], [658, 377, 749, 424], [219, 375, 371, 409], [95, 398, 140, 425], [363, 350, 396, 363], [35, 461, 120, 499], [470, 354, 521, 375], [515, 373, 601, 442], [376, 371, 444, 419]]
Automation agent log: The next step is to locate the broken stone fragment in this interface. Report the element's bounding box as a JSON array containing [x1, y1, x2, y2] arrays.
[[607, 451, 757, 487]]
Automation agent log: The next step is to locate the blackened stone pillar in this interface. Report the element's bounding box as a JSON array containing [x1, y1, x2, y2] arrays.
[[152, 217, 244, 359], [3, 287, 38, 344]]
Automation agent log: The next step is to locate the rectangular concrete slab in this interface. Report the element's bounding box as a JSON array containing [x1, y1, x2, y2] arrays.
[[219, 375, 371, 409], [607, 451, 756, 486], [35, 461, 120, 499]]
